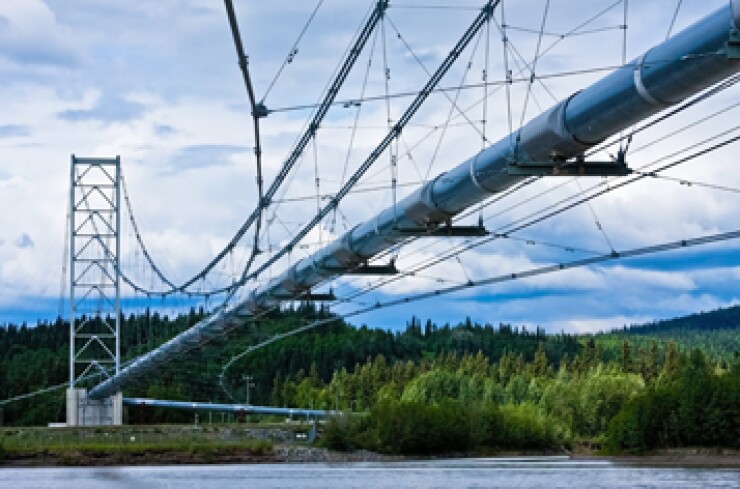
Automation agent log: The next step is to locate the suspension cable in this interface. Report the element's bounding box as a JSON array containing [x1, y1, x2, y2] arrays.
[[424, 27, 486, 181], [120, 170, 176, 290], [219, 226, 740, 376], [333, 130, 740, 305], [237, 1, 502, 287], [111, 1, 390, 299], [261, 0, 325, 103], [118, 46, 739, 299]]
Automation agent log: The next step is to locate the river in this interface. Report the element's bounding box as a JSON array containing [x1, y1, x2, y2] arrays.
[[0, 457, 738, 488]]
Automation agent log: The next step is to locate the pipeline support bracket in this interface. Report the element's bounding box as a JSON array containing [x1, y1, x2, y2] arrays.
[[725, 29, 740, 59], [394, 221, 489, 238], [324, 261, 399, 275], [272, 290, 337, 301], [506, 154, 631, 177]]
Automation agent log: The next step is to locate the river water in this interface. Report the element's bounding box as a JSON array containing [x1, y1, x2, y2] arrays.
[[0, 457, 738, 488]]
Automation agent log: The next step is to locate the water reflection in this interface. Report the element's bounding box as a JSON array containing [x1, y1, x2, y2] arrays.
[[1, 457, 737, 489]]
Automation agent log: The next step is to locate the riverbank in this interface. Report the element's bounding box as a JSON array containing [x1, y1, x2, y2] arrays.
[[3, 445, 738, 468], [0, 425, 399, 467], [2, 426, 737, 468], [1, 445, 397, 467], [579, 448, 740, 468], [0, 443, 397, 467]]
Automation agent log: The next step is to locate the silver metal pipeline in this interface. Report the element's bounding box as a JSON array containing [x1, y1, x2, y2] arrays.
[[123, 397, 334, 418], [90, 1, 740, 400]]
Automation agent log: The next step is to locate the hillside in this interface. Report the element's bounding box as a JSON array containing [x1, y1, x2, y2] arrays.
[[604, 304, 740, 360], [1, 305, 739, 427]]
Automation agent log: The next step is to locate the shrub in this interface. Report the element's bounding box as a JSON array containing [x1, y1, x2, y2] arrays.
[[606, 362, 740, 453], [320, 414, 358, 452], [496, 403, 558, 450]]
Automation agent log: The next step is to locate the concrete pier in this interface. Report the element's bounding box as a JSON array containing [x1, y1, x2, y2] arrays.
[[66, 389, 122, 426]]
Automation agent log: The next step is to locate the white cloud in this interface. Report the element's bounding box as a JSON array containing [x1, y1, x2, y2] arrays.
[[14, 234, 34, 249], [0, 0, 78, 67], [0, 0, 738, 332]]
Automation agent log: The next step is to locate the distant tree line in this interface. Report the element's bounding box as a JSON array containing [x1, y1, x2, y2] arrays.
[[290, 338, 739, 454], [1, 304, 738, 454]]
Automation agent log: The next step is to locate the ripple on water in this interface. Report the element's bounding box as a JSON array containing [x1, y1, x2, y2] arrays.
[[0, 457, 738, 489]]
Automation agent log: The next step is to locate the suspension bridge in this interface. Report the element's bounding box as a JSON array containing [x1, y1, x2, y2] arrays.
[[2, 0, 739, 426]]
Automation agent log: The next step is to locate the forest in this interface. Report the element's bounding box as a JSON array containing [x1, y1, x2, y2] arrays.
[[1, 304, 739, 454]]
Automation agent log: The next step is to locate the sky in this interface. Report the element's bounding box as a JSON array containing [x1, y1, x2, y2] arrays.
[[0, 0, 739, 333]]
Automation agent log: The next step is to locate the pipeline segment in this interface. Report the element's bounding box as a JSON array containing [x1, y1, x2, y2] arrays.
[[123, 397, 333, 418], [243, 0, 740, 310], [90, 1, 740, 400]]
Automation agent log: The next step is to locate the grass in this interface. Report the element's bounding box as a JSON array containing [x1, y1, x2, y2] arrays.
[[4, 439, 273, 456], [0, 426, 275, 461]]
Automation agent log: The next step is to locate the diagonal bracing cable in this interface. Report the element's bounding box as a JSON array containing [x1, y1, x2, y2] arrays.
[[85, 1, 736, 398], [219, 226, 740, 375], [216, 0, 392, 292], [332, 130, 740, 305], [261, 0, 325, 103], [118, 68, 740, 299], [114, 1, 391, 298], [238, 0, 502, 286]]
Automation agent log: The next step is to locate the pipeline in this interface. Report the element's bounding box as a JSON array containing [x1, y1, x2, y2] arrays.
[[123, 397, 333, 418], [90, 1, 740, 399], [244, 0, 740, 309]]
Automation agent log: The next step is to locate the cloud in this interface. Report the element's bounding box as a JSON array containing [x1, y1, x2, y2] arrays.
[[0, 0, 737, 331], [58, 94, 146, 124], [0, 124, 30, 138], [0, 1, 78, 67], [168, 144, 251, 172], [14, 233, 34, 249], [154, 124, 176, 137]]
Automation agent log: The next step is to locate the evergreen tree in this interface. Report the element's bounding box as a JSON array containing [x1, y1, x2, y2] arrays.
[[271, 372, 283, 406], [661, 341, 680, 381], [532, 342, 549, 377], [620, 339, 633, 373]]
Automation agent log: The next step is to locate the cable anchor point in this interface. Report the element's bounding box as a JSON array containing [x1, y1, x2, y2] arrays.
[[252, 102, 269, 119]]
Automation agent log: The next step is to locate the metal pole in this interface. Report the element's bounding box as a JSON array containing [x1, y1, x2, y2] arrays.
[[243, 374, 254, 423], [115, 156, 121, 376], [69, 155, 76, 388]]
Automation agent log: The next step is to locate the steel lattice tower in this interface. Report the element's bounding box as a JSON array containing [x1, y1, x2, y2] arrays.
[[67, 155, 122, 425]]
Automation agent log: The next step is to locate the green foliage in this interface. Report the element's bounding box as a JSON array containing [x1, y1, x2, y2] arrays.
[[1, 304, 739, 458], [540, 366, 644, 438], [620, 340, 633, 373], [605, 351, 740, 453], [371, 399, 472, 454], [323, 400, 560, 455], [0, 309, 206, 426], [320, 413, 360, 452], [602, 305, 740, 360], [401, 370, 462, 403], [495, 403, 559, 451]]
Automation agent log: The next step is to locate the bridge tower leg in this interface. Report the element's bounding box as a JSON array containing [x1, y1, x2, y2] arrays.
[[66, 155, 123, 426]]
